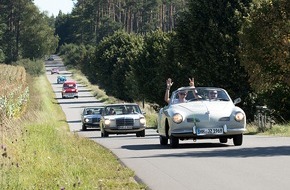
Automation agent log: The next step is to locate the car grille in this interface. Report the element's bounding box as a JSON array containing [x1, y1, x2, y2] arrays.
[[92, 118, 100, 123], [116, 118, 134, 126]]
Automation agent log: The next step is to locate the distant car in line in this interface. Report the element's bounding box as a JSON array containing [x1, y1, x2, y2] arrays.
[[47, 56, 54, 61], [51, 68, 59, 74], [157, 86, 246, 148], [99, 103, 146, 137], [57, 76, 67, 84], [81, 106, 105, 131], [61, 81, 78, 98]]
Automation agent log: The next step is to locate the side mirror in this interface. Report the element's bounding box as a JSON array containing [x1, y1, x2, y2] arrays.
[[233, 98, 241, 105]]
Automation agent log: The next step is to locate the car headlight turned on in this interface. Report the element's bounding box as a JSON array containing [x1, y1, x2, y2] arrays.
[[84, 118, 89, 123], [235, 112, 245, 121], [172, 113, 183, 124], [104, 119, 111, 126], [140, 117, 146, 125]]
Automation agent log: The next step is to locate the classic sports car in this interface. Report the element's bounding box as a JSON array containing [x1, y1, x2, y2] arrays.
[[51, 68, 59, 74], [57, 76, 67, 84], [81, 106, 104, 130], [100, 103, 146, 137], [61, 81, 78, 98], [158, 86, 246, 148]]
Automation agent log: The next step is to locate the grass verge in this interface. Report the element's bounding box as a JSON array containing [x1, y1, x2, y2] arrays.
[[1, 74, 146, 189]]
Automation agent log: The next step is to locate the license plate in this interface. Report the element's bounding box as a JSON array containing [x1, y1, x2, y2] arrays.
[[118, 126, 133, 129], [197, 128, 223, 135]]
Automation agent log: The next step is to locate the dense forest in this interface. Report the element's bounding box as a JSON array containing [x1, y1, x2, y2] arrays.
[[0, 0, 289, 122]]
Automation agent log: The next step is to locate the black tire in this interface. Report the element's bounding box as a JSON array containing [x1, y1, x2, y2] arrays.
[[160, 135, 168, 145], [82, 124, 87, 131], [170, 135, 179, 148], [233, 134, 243, 146], [136, 132, 140, 137], [103, 130, 109, 137], [140, 129, 145, 137], [219, 137, 228, 143]]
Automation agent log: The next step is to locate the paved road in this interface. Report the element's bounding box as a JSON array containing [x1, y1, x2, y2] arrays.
[[45, 58, 290, 190]]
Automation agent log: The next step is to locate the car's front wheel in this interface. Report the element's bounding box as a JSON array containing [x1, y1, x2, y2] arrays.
[[136, 130, 145, 137], [82, 124, 87, 131], [160, 135, 168, 145], [219, 137, 228, 143], [170, 135, 179, 148], [233, 134, 243, 146]]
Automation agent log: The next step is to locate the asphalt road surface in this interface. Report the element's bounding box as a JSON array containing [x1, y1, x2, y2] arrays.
[[45, 57, 290, 190]]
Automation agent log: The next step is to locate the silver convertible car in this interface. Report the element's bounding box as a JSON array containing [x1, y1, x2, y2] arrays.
[[100, 103, 146, 137], [158, 86, 246, 148]]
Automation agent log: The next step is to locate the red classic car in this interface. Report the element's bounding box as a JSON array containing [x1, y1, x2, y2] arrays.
[[61, 81, 78, 98]]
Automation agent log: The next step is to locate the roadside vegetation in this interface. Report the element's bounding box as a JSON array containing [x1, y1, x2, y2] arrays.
[[246, 123, 290, 136], [1, 64, 146, 189]]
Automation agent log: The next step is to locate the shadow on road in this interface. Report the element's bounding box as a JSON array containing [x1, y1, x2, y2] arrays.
[[123, 144, 290, 158]]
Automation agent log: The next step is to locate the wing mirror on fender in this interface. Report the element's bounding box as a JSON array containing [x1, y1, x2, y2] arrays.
[[233, 98, 241, 105]]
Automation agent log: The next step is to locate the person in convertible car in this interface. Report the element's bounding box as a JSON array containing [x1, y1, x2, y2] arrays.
[[164, 77, 197, 104]]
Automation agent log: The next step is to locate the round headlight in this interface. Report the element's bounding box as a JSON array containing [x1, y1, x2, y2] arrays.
[[172, 113, 183, 124], [235, 112, 244, 121], [140, 117, 146, 125], [104, 119, 111, 126], [84, 118, 89, 123]]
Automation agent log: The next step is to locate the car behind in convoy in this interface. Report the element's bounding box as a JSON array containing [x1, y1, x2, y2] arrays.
[[61, 81, 78, 98], [81, 106, 104, 131], [100, 103, 146, 137], [158, 86, 246, 148], [51, 67, 59, 74], [57, 75, 67, 84]]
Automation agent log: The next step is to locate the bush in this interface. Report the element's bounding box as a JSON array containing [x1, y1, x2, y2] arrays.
[[13, 59, 45, 77]]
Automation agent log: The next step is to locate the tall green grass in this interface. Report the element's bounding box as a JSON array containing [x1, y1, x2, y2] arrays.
[[1, 74, 146, 189]]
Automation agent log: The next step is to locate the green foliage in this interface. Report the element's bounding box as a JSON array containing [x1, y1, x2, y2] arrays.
[[174, 0, 252, 114], [239, 0, 290, 121], [54, 0, 187, 46], [94, 30, 144, 101], [59, 43, 87, 68], [134, 30, 174, 105], [0, 0, 58, 63], [13, 59, 45, 77]]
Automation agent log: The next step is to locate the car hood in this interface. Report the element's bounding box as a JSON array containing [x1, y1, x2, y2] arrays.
[[171, 101, 237, 120]]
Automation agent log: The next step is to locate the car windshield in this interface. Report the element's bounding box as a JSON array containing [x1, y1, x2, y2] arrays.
[[85, 107, 103, 115], [104, 105, 141, 115], [63, 83, 76, 89], [170, 87, 230, 104]]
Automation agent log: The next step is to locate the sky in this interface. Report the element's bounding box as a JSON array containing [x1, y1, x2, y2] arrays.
[[34, 0, 75, 16]]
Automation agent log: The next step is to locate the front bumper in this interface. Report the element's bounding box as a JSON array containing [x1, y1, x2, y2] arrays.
[[171, 124, 246, 138], [104, 126, 146, 134]]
